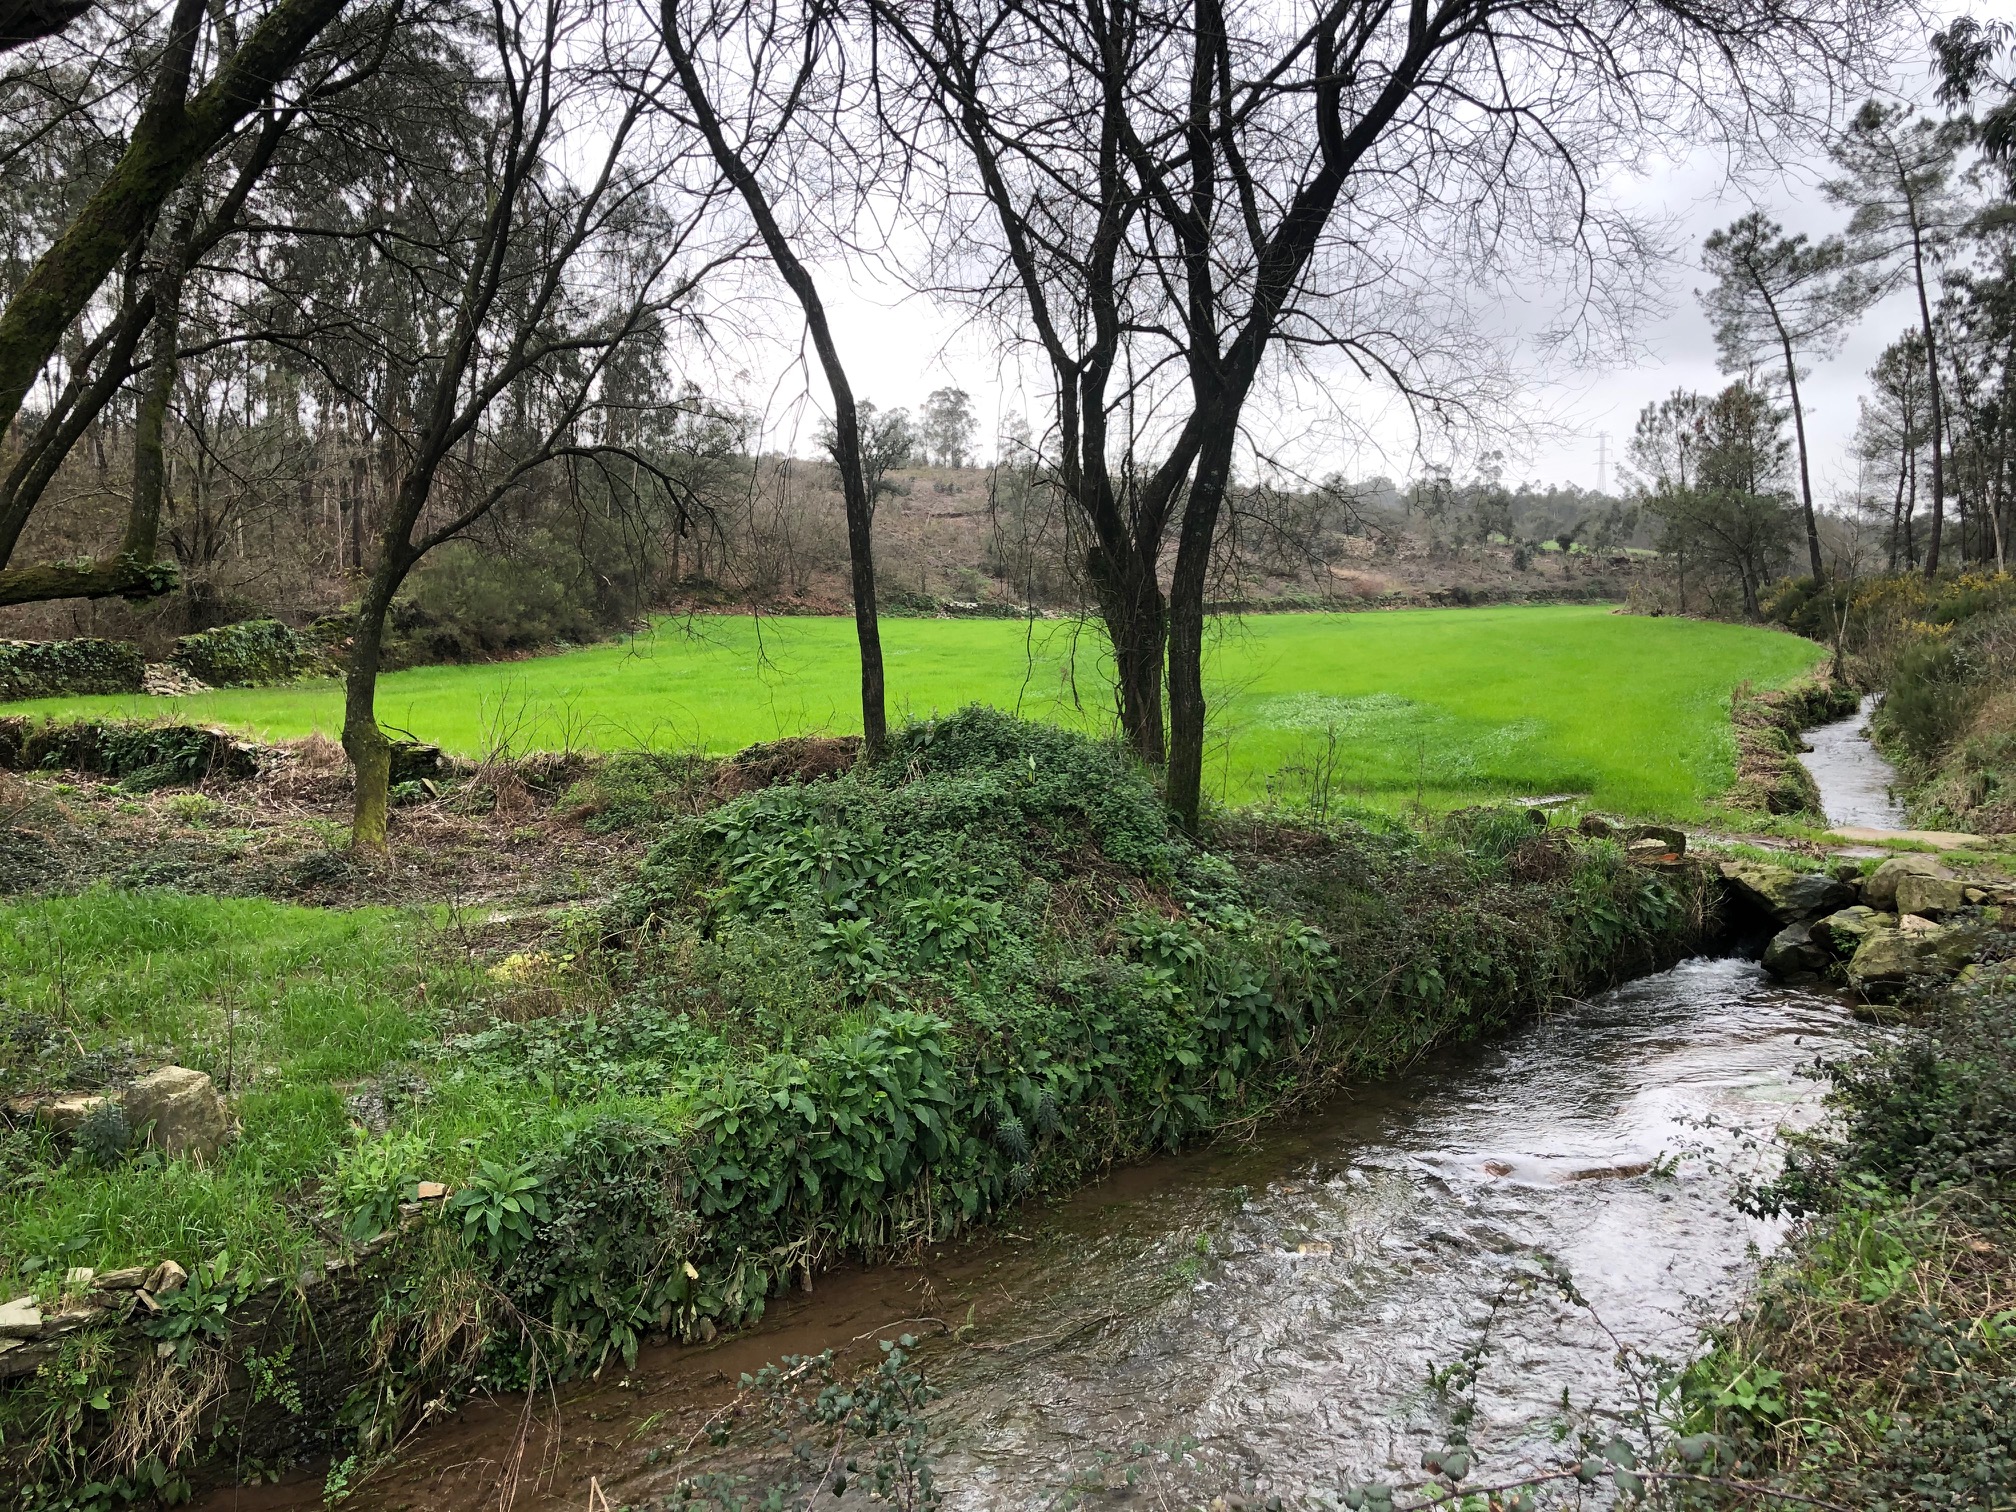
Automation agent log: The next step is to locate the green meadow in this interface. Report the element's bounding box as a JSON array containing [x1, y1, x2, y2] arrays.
[[2, 605, 1825, 816]]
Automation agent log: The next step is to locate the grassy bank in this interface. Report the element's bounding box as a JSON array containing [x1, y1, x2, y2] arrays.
[[1679, 965, 2016, 1507], [0, 607, 1826, 817], [0, 709, 1715, 1508]]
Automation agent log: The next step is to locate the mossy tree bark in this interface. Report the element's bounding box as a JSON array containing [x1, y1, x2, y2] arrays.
[[0, 0, 349, 446]]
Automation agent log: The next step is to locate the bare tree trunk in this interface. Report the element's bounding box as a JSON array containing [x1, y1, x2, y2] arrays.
[[1778, 324, 1825, 580], [0, 0, 348, 448], [1165, 426, 1235, 830], [342, 549, 405, 852], [661, 4, 886, 757]]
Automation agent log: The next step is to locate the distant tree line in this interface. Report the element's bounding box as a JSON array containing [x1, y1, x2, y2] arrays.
[[1637, 16, 2016, 617], [0, 0, 1896, 842]]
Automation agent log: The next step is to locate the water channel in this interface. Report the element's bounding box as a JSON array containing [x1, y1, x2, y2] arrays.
[[1798, 694, 1907, 830], [207, 776, 1883, 1512]]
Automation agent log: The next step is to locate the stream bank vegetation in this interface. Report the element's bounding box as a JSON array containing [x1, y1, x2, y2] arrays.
[[1675, 954, 2016, 1509], [0, 708, 1716, 1508]]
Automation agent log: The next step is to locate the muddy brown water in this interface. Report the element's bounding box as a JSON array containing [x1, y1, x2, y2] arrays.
[[202, 958, 1859, 1512]]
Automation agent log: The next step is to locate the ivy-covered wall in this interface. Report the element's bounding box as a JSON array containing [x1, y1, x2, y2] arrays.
[[0, 718, 259, 786], [169, 620, 328, 688], [0, 639, 144, 703]]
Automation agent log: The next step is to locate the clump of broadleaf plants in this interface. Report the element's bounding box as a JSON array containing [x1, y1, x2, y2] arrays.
[[1675, 961, 2016, 1509], [0, 708, 1711, 1508]]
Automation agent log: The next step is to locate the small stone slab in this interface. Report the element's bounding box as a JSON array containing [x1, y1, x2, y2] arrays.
[[146, 1260, 187, 1297], [90, 1267, 148, 1292], [0, 1297, 42, 1338], [36, 1093, 114, 1134], [1827, 826, 1988, 851]]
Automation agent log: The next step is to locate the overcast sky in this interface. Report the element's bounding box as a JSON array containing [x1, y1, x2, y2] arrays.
[[744, 0, 2016, 500]]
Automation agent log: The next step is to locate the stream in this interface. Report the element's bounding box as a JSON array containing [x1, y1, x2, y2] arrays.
[[1798, 694, 1906, 830], [207, 733, 1896, 1512], [252, 959, 1857, 1512]]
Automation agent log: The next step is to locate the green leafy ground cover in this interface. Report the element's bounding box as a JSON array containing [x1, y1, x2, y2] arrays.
[[0, 607, 1825, 818], [0, 710, 1712, 1503]]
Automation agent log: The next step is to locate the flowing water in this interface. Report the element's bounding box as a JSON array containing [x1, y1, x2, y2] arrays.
[[1799, 694, 1907, 830]]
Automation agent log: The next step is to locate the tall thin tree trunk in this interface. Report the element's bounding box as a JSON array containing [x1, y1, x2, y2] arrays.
[[661, 9, 886, 756], [1778, 327, 1825, 580], [1165, 425, 1235, 830], [1911, 232, 1947, 576]]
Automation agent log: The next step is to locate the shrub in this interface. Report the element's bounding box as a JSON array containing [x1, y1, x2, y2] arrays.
[[384, 535, 627, 666]]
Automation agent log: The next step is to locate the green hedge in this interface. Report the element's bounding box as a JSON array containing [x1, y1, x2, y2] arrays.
[[445, 709, 1712, 1379], [0, 639, 143, 703], [170, 619, 326, 688]]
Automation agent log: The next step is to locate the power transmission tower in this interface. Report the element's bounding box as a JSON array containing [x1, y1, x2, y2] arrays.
[[1596, 431, 1610, 495]]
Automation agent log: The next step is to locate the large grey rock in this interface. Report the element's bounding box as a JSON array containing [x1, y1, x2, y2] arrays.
[[1862, 855, 1948, 911], [1762, 920, 1832, 978], [1815, 906, 1893, 956], [1719, 861, 1853, 924], [124, 1067, 229, 1160], [1895, 873, 1970, 919]]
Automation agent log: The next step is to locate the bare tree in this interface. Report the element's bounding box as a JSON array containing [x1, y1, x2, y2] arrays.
[[269, 0, 728, 849], [0, 0, 398, 606], [660, 0, 892, 757], [0, 0, 355, 461], [889, 0, 1890, 827]]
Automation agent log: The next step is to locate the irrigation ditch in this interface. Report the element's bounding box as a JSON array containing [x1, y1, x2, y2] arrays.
[[1, 687, 2005, 1511]]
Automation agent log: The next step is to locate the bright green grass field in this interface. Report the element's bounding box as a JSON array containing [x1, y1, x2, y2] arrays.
[[3, 606, 1825, 817]]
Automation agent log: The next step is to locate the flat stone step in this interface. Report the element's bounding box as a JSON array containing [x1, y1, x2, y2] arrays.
[[1824, 826, 1991, 851]]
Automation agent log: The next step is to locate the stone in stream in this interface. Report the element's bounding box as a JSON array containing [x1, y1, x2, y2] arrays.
[[124, 1066, 231, 1160], [1814, 906, 1892, 956], [1719, 861, 1853, 924], [1761, 920, 1833, 979], [1861, 854, 1948, 911], [1894, 872, 1970, 919]]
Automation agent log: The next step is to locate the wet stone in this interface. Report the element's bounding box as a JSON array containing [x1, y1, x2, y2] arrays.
[[1894, 873, 1969, 919], [1762, 920, 1832, 979], [1719, 861, 1853, 924], [1815, 905, 1891, 955]]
